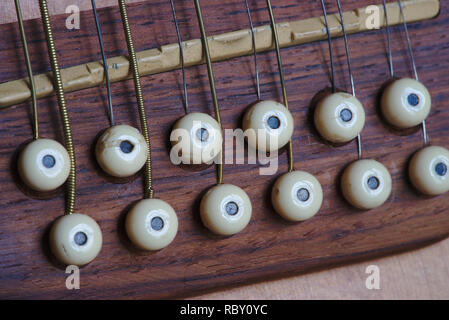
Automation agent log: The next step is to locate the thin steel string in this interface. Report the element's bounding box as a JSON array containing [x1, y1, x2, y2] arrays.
[[397, 0, 428, 145], [336, 0, 355, 97], [336, 0, 362, 160], [169, 0, 189, 114], [92, 0, 115, 126], [319, 0, 336, 93], [398, 0, 419, 81], [244, 0, 261, 100], [15, 0, 39, 140], [118, 0, 154, 198], [266, 0, 294, 172], [193, 0, 223, 184], [336, 0, 362, 159], [39, 0, 76, 215], [382, 0, 394, 78]]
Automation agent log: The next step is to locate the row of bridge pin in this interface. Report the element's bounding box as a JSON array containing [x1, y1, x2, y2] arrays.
[[13, 0, 449, 266]]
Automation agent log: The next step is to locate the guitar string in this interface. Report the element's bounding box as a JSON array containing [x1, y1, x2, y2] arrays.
[[39, 0, 76, 214], [336, 0, 355, 98], [14, 0, 39, 140], [382, 0, 428, 146], [398, 0, 419, 81], [398, 0, 428, 145], [118, 0, 154, 198], [92, 0, 115, 127], [381, 0, 394, 79], [336, 0, 363, 160], [266, 0, 294, 172], [28, 1, 426, 195], [193, 0, 223, 184], [169, 0, 189, 114], [319, 0, 336, 94], [244, 0, 261, 101]]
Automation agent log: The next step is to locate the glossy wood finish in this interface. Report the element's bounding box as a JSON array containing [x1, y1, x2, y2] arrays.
[[0, 0, 448, 299]]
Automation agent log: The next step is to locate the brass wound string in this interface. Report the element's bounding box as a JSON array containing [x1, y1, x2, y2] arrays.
[[15, 0, 39, 140], [244, 0, 261, 101], [193, 0, 223, 185], [266, 0, 294, 172], [336, 0, 362, 160], [169, 0, 189, 114], [39, 0, 76, 215], [92, 0, 115, 127], [118, 0, 154, 198]]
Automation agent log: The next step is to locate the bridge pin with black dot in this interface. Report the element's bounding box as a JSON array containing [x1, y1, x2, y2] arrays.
[[341, 159, 392, 210], [241, 0, 294, 153], [272, 171, 323, 221], [50, 213, 103, 266], [409, 146, 449, 196], [320, 0, 392, 210], [380, 1, 431, 129], [168, 1, 222, 165], [260, 0, 323, 221], [314, 92, 365, 144], [19, 139, 71, 192], [172, 112, 222, 164], [38, 0, 103, 266], [242, 100, 294, 153], [91, 0, 148, 178], [126, 199, 178, 250], [117, 0, 178, 250], [194, 0, 252, 235], [14, 0, 70, 193], [381, 78, 431, 129], [381, 0, 448, 197], [96, 124, 148, 178], [200, 184, 252, 236]]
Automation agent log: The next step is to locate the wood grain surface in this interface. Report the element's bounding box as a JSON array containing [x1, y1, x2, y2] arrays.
[[0, 0, 448, 299]]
